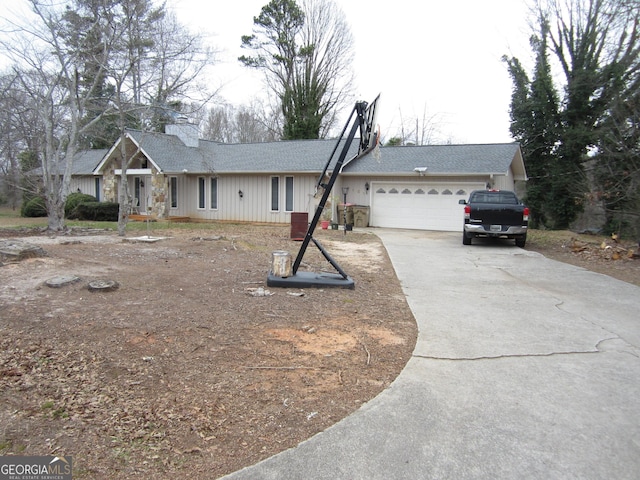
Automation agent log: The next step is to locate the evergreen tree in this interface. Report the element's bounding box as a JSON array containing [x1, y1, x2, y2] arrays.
[[504, 0, 639, 229], [239, 0, 354, 140], [504, 25, 561, 228]]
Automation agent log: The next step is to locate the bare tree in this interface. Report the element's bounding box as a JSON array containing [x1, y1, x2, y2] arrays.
[[107, 3, 218, 234], [393, 104, 442, 146], [1, 0, 217, 233], [202, 101, 279, 144], [0, 0, 113, 230]]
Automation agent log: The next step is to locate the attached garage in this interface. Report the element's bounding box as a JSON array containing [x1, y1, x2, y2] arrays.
[[341, 143, 527, 232], [369, 182, 486, 231]]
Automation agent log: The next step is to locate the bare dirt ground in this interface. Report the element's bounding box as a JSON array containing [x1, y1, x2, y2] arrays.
[[0, 223, 416, 479], [526, 229, 640, 287], [0, 219, 638, 479]]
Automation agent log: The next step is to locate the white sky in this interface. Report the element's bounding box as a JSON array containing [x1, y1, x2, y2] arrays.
[[168, 0, 534, 144], [2, 0, 534, 144]]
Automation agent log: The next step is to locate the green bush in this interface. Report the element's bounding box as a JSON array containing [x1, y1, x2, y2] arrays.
[[21, 197, 47, 217], [73, 202, 119, 221], [65, 192, 98, 218]]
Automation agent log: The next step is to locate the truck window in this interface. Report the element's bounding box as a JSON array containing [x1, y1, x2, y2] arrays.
[[470, 192, 518, 204]]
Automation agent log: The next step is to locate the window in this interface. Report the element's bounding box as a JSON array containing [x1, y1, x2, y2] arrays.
[[210, 177, 218, 209], [271, 176, 279, 211], [285, 176, 294, 212], [135, 177, 141, 203], [197, 177, 205, 209], [170, 177, 178, 208], [94, 177, 101, 202]]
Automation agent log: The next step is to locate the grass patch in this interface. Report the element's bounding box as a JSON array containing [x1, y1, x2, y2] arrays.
[[527, 229, 607, 249]]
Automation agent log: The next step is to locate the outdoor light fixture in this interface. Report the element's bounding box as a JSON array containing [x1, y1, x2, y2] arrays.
[[238, 190, 244, 198], [365, 181, 369, 192], [140, 180, 144, 187], [413, 166, 427, 175]]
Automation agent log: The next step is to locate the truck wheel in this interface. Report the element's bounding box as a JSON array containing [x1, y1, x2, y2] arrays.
[[515, 235, 527, 248], [462, 232, 472, 245]]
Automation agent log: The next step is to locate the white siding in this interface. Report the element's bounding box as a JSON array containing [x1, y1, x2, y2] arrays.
[[69, 176, 101, 200], [183, 174, 318, 223]]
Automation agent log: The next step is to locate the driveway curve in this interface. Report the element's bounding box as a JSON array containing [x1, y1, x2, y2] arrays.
[[223, 230, 640, 480]]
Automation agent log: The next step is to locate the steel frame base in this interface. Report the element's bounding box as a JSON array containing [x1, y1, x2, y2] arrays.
[[267, 271, 354, 289]]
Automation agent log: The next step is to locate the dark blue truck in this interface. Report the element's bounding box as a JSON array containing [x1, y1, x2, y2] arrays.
[[458, 190, 529, 248]]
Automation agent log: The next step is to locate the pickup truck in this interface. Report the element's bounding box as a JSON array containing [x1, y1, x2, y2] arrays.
[[458, 190, 529, 247]]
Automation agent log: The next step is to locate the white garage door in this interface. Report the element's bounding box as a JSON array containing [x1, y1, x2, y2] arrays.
[[370, 183, 485, 231]]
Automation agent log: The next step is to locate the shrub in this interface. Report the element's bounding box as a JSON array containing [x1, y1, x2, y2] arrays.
[[21, 197, 47, 217], [65, 192, 98, 218], [73, 202, 119, 221]]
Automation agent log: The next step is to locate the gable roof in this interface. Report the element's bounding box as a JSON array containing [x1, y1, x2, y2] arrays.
[[342, 143, 526, 179], [73, 148, 109, 174], [92, 129, 525, 180]]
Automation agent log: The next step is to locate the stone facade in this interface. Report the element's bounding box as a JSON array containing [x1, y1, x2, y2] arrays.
[[150, 170, 168, 219], [103, 165, 118, 203]]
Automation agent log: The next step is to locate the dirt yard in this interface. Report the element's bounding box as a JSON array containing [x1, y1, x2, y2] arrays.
[[0, 220, 638, 479], [0, 223, 417, 479]]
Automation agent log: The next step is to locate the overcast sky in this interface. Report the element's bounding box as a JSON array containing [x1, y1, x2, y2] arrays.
[[169, 0, 534, 144], [2, 0, 534, 144]]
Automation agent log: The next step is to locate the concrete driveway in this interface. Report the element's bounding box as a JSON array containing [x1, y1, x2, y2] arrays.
[[223, 230, 640, 479]]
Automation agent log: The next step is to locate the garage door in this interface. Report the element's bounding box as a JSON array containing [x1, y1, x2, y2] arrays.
[[370, 183, 485, 231]]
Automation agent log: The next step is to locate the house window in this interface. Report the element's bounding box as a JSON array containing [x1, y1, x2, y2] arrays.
[[198, 177, 205, 209], [135, 177, 141, 203], [285, 176, 294, 212], [210, 177, 218, 209], [170, 177, 178, 208], [94, 177, 101, 202], [271, 176, 279, 211]]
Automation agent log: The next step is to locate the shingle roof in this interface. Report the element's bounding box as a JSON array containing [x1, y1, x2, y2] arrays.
[[98, 130, 523, 178], [210, 139, 359, 173], [126, 129, 360, 174], [127, 130, 214, 173], [342, 143, 523, 176], [30, 148, 108, 176], [73, 149, 108, 174]]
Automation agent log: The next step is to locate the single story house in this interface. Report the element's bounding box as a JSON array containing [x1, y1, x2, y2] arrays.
[[70, 124, 527, 232]]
